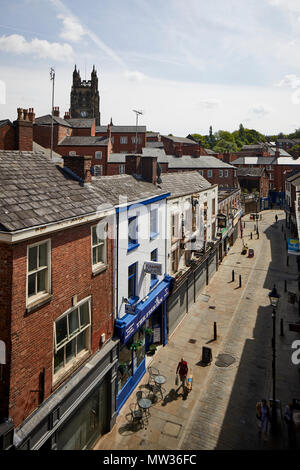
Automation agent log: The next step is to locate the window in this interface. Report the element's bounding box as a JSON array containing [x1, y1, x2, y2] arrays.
[[93, 165, 102, 176], [199, 170, 203, 176], [118, 344, 133, 391], [27, 240, 50, 302], [219, 169, 223, 177], [120, 136, 128, 144], [150, 208, 158, 239], [128, 216, 138, 250], [171, 212, 179, 240], [207, 170, 213, 178], [269, 174, 274, 180], [91, 223, 107, 269], [128, 263, 137, 300], [171, 248, 179, 273], [119, 164, 125, 174], [54, 298, 91, 378], [212, 199, 216, 216], [224, 170, 228, 178], [150, 249, 158, 288], [131, 136, 140, 144], [69, 151, 76, 156], [95, 151, 102, 160]]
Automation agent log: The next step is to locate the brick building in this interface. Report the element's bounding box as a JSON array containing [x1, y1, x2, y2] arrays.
[[95, 125, 146, 154], [237, 167, 269, 198]]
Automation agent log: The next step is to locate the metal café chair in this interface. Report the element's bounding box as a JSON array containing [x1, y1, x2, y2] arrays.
[[129, 402, 144, 430], [147, 366, 160, 389]]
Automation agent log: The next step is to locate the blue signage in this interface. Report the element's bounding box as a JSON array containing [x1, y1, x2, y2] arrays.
[[115, 276, 172, 343], [288, 238, 300, 255]]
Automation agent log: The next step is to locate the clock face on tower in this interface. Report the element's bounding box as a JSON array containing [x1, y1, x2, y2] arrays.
[[81, 111, 87, 117]]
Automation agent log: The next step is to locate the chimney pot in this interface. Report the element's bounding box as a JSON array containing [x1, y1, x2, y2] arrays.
[[17, 108, 23, 120]]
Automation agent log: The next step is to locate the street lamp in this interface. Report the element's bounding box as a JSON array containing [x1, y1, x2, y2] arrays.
[[268, 284, 280, 433]]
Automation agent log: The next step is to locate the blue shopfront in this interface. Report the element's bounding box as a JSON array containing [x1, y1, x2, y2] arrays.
[[114, 275, 172, 413]]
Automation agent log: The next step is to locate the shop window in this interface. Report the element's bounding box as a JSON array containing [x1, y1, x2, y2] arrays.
[[132, 330, 145, 371], [54, 298, 91, 380], [150, 249, 158, 288], [118, 344, 133, 391], [27, 240, 51, 305], [128, 263, 137, 301]]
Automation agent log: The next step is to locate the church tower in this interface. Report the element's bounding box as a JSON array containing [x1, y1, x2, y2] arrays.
[[70, 65, 101, 125]]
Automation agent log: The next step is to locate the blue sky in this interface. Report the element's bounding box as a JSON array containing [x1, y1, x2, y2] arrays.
[[1, 0, 300, 135]]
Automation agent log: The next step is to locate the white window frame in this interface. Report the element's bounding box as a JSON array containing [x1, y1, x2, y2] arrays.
[[53, 296, 91, 382], [219, 169, 223, 177], [93, 165, 102, 176], [91, 222, 107, 270], [27, 239, 51, 306], [119, 164, 125, 174], [95, 151, 102, 160], [150, 208, 158, 239], [224, 169, 228, 178], [120, 136, 128, 144], [207, 170, 213, 178]]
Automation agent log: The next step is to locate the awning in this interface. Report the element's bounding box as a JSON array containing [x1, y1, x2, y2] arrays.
[[115, 275, 173, 344]]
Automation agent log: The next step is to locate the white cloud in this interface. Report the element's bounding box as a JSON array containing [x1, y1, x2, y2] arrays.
[[0, 79, 5, 104], [197, 99, 221, 109], [250, 104, 272, 115], [276, 74, 300, 89], [57, 14, 85, 42], [124, 70, 146, 82], [0, 34, 73, 61]]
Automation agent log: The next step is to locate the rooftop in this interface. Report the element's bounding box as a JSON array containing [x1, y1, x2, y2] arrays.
[[66, 118, 95, 128], [162, 135, 198, 145], [96, 125, 146, 133], [157, 171, 212, 198], [165, 155, 236, 169], [58, 136, 109, 146], [34, 114, 71, 128]]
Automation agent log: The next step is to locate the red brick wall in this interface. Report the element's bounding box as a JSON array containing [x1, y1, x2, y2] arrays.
[[33, 124, 71, 151], [106, 163, 124, 175], [95, 131, 146, 154], [0, 123, 15, 150], [0, 243, 13, 418], [4, 222, 114, 427], [58, 145, 109, 173]]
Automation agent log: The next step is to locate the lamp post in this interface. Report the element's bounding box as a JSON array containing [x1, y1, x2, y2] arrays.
[[268, 284, 280, 434], [255, 194, 259, 234]]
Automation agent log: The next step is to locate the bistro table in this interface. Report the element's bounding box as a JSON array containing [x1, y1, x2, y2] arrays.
[[154, 375, 167, 399], [138, 398, 152, 425]]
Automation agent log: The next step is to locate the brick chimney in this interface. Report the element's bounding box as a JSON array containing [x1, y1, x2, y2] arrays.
[[125, 154, 141, 175], [141, 156, 157, 185], [64, 110, 71, 120], [175, 143, 183, 157], [14, 108, 33, 151], [28, 107, 35, 123], [63, 155, 92, 183], [53, 106, 60, 117]]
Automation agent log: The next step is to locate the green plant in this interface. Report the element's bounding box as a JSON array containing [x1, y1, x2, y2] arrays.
[[149, 344, 157, 352], [145, 328, 154, 337]]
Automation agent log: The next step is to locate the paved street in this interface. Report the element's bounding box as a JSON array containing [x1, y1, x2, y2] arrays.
[[94, 209, 300, 451]]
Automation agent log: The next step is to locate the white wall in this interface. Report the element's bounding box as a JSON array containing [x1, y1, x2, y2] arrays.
[[116, 198, 167, 319]]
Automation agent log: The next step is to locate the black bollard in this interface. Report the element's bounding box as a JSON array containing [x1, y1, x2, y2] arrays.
[[244, 221, 245, 228], [257, 231, 259, 239], [239, 274, 242, 288], [284, 279, 287, 292], [250, 232, 252, 239], [287, 256, 289, 266], [214, 322, 217, 341], [280, 318, 284, 336], [232, 270, 235, 282]]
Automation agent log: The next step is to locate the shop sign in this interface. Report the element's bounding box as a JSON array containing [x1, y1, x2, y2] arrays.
[[144, 261, 162, 275], [288, 238, 300, 255], [123, 285, 169, 343]]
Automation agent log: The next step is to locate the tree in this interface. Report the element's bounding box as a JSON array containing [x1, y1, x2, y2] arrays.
[[208, 125, 216, 149], [213, 139, 238, 153]]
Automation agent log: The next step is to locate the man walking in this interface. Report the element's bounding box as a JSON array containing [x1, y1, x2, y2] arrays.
[[275, 214, 278, 223], [176, 358, 188, 394]]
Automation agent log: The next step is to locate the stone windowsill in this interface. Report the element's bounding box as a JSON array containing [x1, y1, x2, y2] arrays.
[[26, 293, 53, 314]]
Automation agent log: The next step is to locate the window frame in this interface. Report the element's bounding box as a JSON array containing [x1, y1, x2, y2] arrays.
[[128, 215, 139, 251], [53, 296, 91, 381], [95, 151, 102, 160], [91, 222, 107, 272], [207, 169, 213, 178], [128, 262, 138, 302], [150, 248, 159, 289], [150, 208, 159, 240], [120, 136, 128, 144], [27, 239, 51, 306]]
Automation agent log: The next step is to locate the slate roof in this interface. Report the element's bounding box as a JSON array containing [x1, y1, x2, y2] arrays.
[[34, 114, 71, 127], [157, 171, 212, 199], [0, 151, 109, 232], [58, 136, 109, 146], [96, 125, 146, 133], [166, 155, 236, 169], [107, 153, 126, 163], [0, 151, 168, 233], [286, 169, 300, 182], [162, 135, 198, 145], [32, 142, 63, 165], [142, 147, 169, 163], [237, 167, 265, 177], [66, 118, 95, 128], [232, 156, 276, 165], [0, 119, 12, 128], [145, 141, 164, 149]]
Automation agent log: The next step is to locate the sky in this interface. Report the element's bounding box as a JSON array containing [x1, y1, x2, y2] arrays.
[[1, 0, 300, 136]]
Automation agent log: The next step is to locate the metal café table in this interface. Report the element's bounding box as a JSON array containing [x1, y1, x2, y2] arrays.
[[138, 398, 152, 425], [154, 374, 166, 399]]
